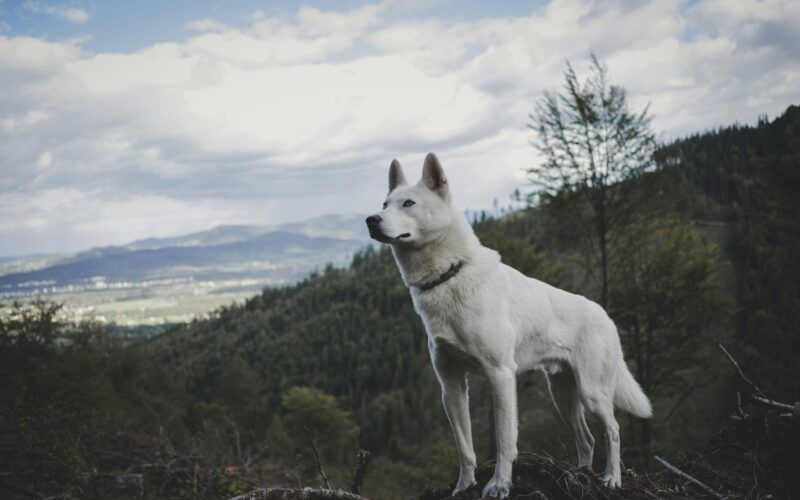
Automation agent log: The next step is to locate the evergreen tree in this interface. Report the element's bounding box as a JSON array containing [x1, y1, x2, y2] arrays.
[[528, 55, 657, 307]]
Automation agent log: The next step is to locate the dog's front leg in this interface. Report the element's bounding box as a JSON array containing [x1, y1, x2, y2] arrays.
[[434, 359, 476, 494], [483, 366, 518, 498]]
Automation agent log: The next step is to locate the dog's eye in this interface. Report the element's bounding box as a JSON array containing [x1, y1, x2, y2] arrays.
[[403, 199, 415, 208], [382, 201, 388, 209]]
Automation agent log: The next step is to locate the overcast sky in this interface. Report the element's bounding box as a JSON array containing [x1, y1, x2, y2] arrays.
[[1, 0, 799, 257]]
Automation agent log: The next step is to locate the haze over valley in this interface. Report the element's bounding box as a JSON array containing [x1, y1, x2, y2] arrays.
[[0, 213, 368, 326]]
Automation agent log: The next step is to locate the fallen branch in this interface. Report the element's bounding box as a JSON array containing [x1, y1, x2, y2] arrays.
[[717, 343, 766, 398], [654, 455, 727, 500], [230, 488, 368, 500], [751, 395, 794, 412], [303, 427, 331, 490], [349, 450, 370, 494]]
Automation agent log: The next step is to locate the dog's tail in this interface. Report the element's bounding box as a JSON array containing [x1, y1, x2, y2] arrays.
[[614, 360, 652, 418]]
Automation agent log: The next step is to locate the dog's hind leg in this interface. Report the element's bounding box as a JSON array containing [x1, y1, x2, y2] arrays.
[[582, 390, 621, 488], [547, 370, 595, 468], [433, 358, 476, 495]]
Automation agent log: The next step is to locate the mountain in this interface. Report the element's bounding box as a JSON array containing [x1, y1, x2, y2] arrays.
[[0, 214, 370, 295], [0, 252, 71, 276], [124, 213, 367, 250], [124, 224, 272, 250]]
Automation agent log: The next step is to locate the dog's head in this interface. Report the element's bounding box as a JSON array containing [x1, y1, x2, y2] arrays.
[[366, 153, 453, 247]]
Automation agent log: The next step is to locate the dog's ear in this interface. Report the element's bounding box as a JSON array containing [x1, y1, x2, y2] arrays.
[[388, 159, 407, 192], [421, 152, 449, 198]]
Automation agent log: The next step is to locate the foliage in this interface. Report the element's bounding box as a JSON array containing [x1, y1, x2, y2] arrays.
[[610, 217, 728, 463], [655, 105, 800, 399], [612, 220, 724, 399], [280, 386, 359, 481], [528, 55, 657, 307], [1, 106, 799, 499]]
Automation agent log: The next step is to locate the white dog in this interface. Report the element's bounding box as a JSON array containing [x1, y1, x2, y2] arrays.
[[366, 153, 652, 497]]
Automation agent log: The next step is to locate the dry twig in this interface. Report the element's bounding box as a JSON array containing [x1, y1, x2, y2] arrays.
[[654, 455, 727, 500], [717, 343, 766, 398], [303, 427, 331, 490], [751, 395, 794, 412], [230, 488, 368, 500]]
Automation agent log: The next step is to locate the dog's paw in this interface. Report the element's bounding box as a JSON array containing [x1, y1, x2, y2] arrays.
[[601, 472, 621, 489], [452, 476, 476, 496], [481, 476, 511, 498]]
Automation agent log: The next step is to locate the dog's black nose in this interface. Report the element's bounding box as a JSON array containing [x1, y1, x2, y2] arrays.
[[366, 215, 381, 227]]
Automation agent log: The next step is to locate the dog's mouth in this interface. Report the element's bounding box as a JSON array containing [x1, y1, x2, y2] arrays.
[[368, 227, 411, 243]]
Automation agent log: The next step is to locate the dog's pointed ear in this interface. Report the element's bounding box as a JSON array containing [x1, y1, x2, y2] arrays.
[[388, 159, 407, 192], [421, 152, 449, 198]]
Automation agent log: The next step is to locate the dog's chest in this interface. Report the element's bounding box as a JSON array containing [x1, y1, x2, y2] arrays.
[[411, 287, 489, 351]]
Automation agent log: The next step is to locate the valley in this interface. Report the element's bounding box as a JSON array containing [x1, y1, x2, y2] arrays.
[[0, 214, 370, 326]]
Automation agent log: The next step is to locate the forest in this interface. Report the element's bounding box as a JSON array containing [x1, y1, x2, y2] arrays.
[[1, 105, 799, 499]]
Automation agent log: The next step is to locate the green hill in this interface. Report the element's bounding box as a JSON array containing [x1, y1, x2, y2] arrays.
[[1, 106, 798, 499], [143, 104, 800, 496]]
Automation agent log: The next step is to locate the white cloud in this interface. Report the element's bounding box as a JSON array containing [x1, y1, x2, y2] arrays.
[[23, 1, 89, 24], [0, 189, 252, 255], [36, 151, 52, 169], [1, 0, 799, 255], [185, 18, 229, 33], [1, 109, 50, 131]]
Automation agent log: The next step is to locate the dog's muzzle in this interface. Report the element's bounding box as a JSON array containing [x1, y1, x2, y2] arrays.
[[366, 215, 388, 241], [366, 215, 410, 243]]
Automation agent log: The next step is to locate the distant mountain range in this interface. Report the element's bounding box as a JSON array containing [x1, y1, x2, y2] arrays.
[[124, 213, 368, 250], [0, 214, 370, 295]]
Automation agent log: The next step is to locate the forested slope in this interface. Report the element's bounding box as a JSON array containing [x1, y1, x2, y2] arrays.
[[656, 105, 800, 397], [146, 103, 800, 494], [1, 106, 798, 500]]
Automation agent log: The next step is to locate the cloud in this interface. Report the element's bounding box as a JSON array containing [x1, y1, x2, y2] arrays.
[[22, 1, 89, 24], [0, 0, 799, 255], [185, 18, 229, 33], [36, 151, 52, 169]]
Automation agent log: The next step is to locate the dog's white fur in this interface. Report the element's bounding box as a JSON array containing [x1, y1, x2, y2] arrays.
[[367, 154, 652, 497]]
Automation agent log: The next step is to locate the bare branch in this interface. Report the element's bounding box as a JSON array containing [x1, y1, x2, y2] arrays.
[[303, 427, 331, 490], [751, 395, 794, 412], [230, 488, 368, 500], [654, 455, 728, 500], [716, 342, 766, 398]]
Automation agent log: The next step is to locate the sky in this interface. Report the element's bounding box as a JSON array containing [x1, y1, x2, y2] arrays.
[[1, 0, 799, 257]]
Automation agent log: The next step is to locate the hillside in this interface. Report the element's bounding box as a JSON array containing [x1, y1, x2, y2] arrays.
[[1, 106, 799, 499], [145, 105, 800, 495]]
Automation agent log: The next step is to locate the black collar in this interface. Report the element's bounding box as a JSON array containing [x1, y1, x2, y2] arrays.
[[414, 261, 465, 292]]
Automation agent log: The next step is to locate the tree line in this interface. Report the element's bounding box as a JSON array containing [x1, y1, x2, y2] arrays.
[[1, 60, 798, 499]]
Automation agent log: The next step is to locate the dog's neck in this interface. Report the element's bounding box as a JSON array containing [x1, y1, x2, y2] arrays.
[[390, 210, 495, 290]]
